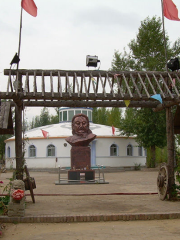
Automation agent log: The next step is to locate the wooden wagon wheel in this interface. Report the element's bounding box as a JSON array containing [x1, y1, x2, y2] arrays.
[[157, 163, 169, 200]]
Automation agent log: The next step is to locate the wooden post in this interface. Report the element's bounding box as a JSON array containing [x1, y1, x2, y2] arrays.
[[14, 73, 24, 180], [15, 102, 23, 180], [166, 107, 175, 199]]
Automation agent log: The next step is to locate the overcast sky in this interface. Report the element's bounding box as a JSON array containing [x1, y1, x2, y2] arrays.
[[1, 0, 180, 122]]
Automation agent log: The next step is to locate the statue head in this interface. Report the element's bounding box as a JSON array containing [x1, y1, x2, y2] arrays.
[[72, 114, 92, 136]]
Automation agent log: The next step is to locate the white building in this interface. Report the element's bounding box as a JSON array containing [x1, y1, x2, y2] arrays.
[[5, 108, 146, 169]]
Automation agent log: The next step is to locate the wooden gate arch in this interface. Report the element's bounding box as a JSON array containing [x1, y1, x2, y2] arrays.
[[2, 68, 180, 199]]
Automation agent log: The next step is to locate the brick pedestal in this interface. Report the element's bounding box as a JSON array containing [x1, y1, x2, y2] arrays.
[[71, 146, 91, 169]]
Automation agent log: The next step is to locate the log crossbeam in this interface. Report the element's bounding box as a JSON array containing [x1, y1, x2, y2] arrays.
[[3, 69, 180, 109]]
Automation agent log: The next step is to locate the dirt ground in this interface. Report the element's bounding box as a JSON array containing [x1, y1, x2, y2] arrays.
[[1, 168, 180, 239], [2, 219, 180, 240]]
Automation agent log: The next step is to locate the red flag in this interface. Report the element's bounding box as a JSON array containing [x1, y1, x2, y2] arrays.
[[112, 125, 115, 135], [21, 0, 37, 17], [41, 129, 49, 138], [163, 0, 180, 21]]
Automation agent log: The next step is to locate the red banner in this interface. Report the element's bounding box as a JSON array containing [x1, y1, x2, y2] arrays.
[[21, 0, 37, 17], [41, 130, 49, 138], [163, 0, 180, 21], [112, 125, 115, 135]]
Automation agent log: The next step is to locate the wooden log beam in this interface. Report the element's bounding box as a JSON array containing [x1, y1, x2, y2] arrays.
[[18, 100, 158, 108], [4, 69, 180, 78], [153, 99, 180, 112], [0, 92, 179, 102]]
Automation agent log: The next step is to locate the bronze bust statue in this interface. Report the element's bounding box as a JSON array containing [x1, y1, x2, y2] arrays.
[[65, 113, 96, 146]]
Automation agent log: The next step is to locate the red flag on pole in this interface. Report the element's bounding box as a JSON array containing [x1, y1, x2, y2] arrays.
[[41, 130, 49, 138], [163, 0, 180, 21], [21, 0, 37, 17], [112, 125, 115, 135]]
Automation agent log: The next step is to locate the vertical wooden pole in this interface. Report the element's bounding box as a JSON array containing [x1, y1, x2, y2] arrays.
[[14, 73, 23, 180], [17, 7, 23, 70], [166, 107, 175, 199], [15, 102, 23, 180], [161, 0, 168, 70]]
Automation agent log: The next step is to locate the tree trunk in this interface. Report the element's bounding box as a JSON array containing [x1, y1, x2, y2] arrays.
[[151, 145, 156, 168], [166, 107, 175, 200]]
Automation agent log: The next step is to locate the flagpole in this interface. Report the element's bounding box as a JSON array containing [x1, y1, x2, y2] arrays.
[[17, 7, 23, 70], [161, 0, 168, 71]]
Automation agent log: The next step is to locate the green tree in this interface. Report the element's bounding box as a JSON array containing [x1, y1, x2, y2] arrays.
[[120, 108, 166, 167], [128, 16, 171, 71], [111, 16, 179, 167], [106, 107, 122, 128], [30, 107, 51, 129], [93, 107, 122, 128], [49, 107, 59, 124], [119, 108, 137, 136], [92, 107, 99, 123], [29, 107, 59, 129], [30, 115, 41, 129], [39, 107, 51, 126], [111, 16, 179, 72]]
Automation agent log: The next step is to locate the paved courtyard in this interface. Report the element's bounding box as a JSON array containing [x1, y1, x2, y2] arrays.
[[1, 168, 180, 217], [1, 168, 180, 239]]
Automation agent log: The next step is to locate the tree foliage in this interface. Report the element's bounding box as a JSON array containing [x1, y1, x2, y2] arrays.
[[110, 16, 180, 167], [111, 16, 180, 71], [29, 107, 59, 129], [120, 108, 166, 148], [93, 107, 122, 127]]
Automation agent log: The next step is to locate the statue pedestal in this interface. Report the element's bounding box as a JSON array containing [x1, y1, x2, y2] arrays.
[[71, 146, 91, 169], [68, 169, 95, 181], [68, 146, 95, 181]]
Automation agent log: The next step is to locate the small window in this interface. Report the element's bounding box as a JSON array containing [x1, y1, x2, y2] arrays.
[[138, 146, 143, 156], [63, 111, 67, 121], [68, 110, 74, 121], [29, 145, 36, 157], [110, 144, 118, 156], [47, 144, 55, 157], [7, 146, 10, 158], [127, 144, 133, 156], [60, 111, 62, 122], [88, 111, 92, 121], [82, 110, 87, 116], [75, 110, 81, 115]]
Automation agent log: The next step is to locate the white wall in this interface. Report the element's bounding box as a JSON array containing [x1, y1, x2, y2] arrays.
[[5, 136, 146, 169]]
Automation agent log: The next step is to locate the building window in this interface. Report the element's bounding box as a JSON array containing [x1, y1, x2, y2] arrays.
[[82, 110, 87, 116], [47, 144, 55, 157], [29, 145, 36, 157], [88, 110, 92, 121], [127, 144, 133, 156], [110, 144, 118, 156], [7, 146, 10, 158], [63, 111, 67, 121], [144, 148, 147, 156], [75, 110, 81, 115], [60, 111, 62, 122], [68, 110, 74, 121], [138, 146, 143, 156]]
